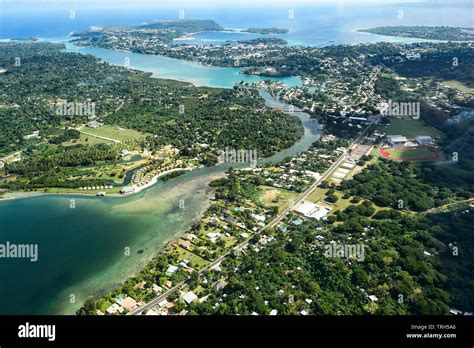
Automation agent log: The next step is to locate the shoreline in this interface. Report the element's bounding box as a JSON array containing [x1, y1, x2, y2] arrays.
[[61, 171, 226, 315], [47, 170, 227, 315], [0, 167, 196, 202], [121, 167, 194, 196], [352, 27, 460, 44]]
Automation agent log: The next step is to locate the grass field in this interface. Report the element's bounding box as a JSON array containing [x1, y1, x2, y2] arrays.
[[306, 188, 355, 213], [258, 186, 300, 213], [172, 246, 209, 269], [377, 118, 441, 139], [81, 125, 148, 142], [379, 146, 440, 161], [306, 187, 327, 204], [305, 188, 388, 224], [443, 80, 474, 94], [97, 299, 113, 313], [63, 133, 113, 146]]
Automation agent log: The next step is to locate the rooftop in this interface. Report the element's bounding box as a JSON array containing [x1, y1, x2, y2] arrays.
[[182, 291, 198, 304]]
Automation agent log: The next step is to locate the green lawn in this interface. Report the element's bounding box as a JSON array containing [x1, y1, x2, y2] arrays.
[[306, 188, 369, 214], [443, 80, 474, 94], [377, 118, 441, 139], [63, 133, 113, 146], [81, 125, 148, 142], [172, 246, 209, 269], [258, 186, 300, 213], [97, 299, 113, 313], [380, 147, 439, 161], [306, 188, 327, 204], [22, 143, 58, 157]]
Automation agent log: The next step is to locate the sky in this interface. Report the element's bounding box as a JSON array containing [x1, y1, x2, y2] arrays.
[[1, 0, 435, 9], [1, 0, 471, 15]]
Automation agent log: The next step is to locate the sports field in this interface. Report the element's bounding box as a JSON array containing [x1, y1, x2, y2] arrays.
[[81, 125, 148, 142], [376, 118, 441, 139], [379, 146, 440, 161], [443, 80, 474, 94], [63, 133, 113, 146]]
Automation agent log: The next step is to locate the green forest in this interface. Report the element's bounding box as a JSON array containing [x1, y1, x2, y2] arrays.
[[187, 165, 473, 315]]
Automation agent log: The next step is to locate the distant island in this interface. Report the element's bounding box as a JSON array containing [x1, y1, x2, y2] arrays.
[[11, 37, 39, 42], [242, 27, 289, 35], [136, 19, 223, 33], [358, 26, 474, 41], [72, 20, 292, 50], [235, 37, 288, 45], [72, 19, 224, 45]]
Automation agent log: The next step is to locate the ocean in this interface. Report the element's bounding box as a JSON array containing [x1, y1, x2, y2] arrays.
[[1, 1, 473, 45]]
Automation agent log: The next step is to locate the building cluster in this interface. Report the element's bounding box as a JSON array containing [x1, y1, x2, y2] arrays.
[[383, 134, 435, 148]]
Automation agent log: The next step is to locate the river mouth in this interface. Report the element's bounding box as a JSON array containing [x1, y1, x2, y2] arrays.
[[0, 42, 320, 315]]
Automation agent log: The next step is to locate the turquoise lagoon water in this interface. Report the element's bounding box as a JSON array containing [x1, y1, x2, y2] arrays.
[[62, 42, 302, 88]]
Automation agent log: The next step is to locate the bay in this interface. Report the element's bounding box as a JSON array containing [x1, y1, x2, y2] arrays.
[[0, 81, 319, 314], [61, 41, 302, 88]]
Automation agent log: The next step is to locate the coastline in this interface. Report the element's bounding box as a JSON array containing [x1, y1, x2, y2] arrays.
[[0, 191, 46, 201], [50, 169, 227, 315], [0, 167, 196, 202], [0, 33, 317, 314], [121, 167, 194, 196], [352, 27, 456, 44]]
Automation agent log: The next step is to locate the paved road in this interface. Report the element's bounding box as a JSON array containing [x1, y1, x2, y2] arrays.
[[266, 153, 347, 229], [128, 91, 382, 315], [129, 118, 379, 315]]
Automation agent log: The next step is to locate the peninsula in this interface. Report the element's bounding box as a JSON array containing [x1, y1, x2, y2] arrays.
[[358, 26, 474, 41]]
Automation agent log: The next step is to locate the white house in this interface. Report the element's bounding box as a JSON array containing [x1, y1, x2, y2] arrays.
[[182, 291, 198, 304], [295, 201, 330, 220], [166, 265, 178, 275], [106, 303, 124, 315]]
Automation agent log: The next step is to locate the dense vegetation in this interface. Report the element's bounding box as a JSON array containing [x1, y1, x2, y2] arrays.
[[339, 159, 471, 212], [373, 44, 474, 88], [49, 129, 81, 145], [0, 42, 304, 190], [107, 87, 303, 157], [3, 144, 119, 189], [242, 28, 289, 34], [136, 19, 223, 33], [187, 167, 473, 315], [374, 75, 411, 101], [427, 210, 474, 310], [72, 20, 224, 46]]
